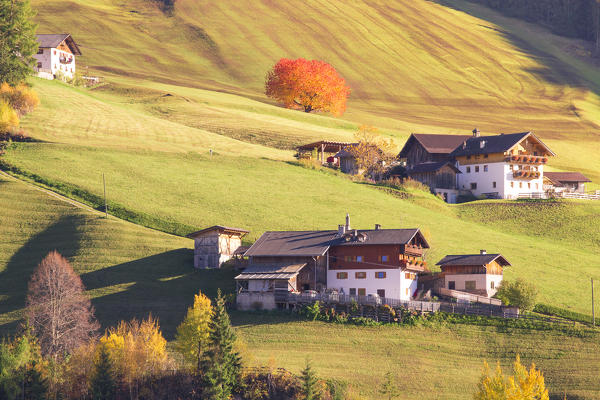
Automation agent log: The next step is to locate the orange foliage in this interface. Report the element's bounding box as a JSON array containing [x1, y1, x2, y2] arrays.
[[265, 58, 351, 116], [0, 82, 39, 116]]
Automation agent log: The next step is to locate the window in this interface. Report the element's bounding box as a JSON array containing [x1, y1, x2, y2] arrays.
[[375, 272, 386, 279], [405, 288, 409, 296], [510, 182, 514, 188], [492, 181, 497, 188], [475, 166, 480, 173], [519, 182, 523, 189], [53, 50, 56, 55], [355, 272, 366, 279], [36, 62, 42, 68], [466, 155, 471, 160], [404, 272, 411, 279], [466, 166, 471, 173], [484, 165, 488, 172], [349, 288, 356, 296], [356, 256, 363, 262], [37, 48, 43, 54], [344, 256, 352, 262], [448, 281, 455, 290], [465, 281, 476, 290], [490, 281, 495, 289], [510, 165, 514, 171], [535, 183, 539, 190], [336, 272, 348, 279], [358, 288, 366, 296], [484, 154, 488, 158], [378, 255, 388, 262], [470, 182, 477, 190], [377, 289, 386, 298], [528, 183, 531, 189]]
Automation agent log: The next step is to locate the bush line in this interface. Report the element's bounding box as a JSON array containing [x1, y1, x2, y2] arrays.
[[0, 160, 196, 237], [534, 303, 595, 325]]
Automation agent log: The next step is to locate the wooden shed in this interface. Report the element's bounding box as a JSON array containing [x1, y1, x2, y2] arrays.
[[187, 225, 249, 269]]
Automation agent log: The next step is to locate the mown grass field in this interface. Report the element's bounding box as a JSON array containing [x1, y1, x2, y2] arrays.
[[234, 313, 600, 400], [0, 174, 236, 338], [3, 142, 600, 316]]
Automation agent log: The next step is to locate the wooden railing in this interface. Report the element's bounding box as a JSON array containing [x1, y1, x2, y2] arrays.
[[437, 287, 502, 306], [518, 192, 600, 201], [285, 292, 440, 312]]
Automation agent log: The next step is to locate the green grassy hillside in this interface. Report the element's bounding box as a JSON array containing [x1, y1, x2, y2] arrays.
[[0, 174, 235, 338], [3, 142, 599, 315], [236, 314, 600, 400]]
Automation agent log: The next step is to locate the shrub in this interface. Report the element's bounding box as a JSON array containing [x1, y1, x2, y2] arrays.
[[0, 100, 18, 133], [302, 302, 322, 321], [0, 83, 39, 116], [495, 279, 538, 311]]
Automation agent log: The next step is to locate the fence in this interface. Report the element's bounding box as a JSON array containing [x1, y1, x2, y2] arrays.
[[518, 192, 600, 200], [285, 292, 440, 313], [437, 287, 503, 306]]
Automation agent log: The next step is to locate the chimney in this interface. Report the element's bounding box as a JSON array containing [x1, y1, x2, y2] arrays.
[[345, 213, 351, 230], [473, 128, 480, 137], [338, 225, 346, 236], [480, 249, 487, 255], [375, 224, 381, 230]]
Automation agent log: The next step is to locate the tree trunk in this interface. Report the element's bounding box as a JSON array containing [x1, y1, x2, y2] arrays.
[[304, 105, 312, 113]]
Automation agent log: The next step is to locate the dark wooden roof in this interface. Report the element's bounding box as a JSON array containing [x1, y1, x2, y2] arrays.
[[398, 134, 471, 157], [334, 229, 429, 248], [244, 228, 429, 257], [234, 263, 308, 280], [408, 161, 461, 174], [450, 132, 555, 157], [544, 172, 591, 184], [297, 141, 357, 153], [436, 254, 511, 267], [244, 231, 339, 257], [36, 33, 81, 55], [186, 225, 249, 239]]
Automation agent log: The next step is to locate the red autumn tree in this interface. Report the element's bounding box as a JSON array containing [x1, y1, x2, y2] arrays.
[[26, 251, 99, 360], [265, 58, 351, 116]]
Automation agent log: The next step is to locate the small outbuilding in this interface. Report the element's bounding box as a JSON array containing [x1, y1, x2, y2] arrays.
[[186, 225, 249, 269], [544, 171, 591, 194], [436, 250, 510, 297]]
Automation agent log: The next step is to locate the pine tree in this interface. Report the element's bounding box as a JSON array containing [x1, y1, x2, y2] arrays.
[[90, 345, 117, 400], [0, 0, 39, 85], [300, 360, 320, 400], [199, 289, 241, 400], [21, 361, 47, 400]]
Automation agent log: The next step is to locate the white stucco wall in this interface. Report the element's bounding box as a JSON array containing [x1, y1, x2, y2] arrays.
[[444, 273, 503, 297], [326, 269, 417, 301], [457, 162, 544, 199], [34, 47, 76, 79]]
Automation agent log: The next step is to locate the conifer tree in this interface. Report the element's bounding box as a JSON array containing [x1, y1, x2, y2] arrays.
[[90, 345, 117, 400], [0, 0, 39, 84], [199, 289, 241, 400], [379, 371, 400, 400], [300, 359, 320, 400], [21, 361, 48, 400]]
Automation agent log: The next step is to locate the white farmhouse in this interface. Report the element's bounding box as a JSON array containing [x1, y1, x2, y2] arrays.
[[34, 34, 81, 80], [452, 130, 555, 199], [436, 251, 511, 297]]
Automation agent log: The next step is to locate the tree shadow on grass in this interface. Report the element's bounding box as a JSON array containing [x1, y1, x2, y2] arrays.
[[81, 249, 237, 340], [0, 214, 85, 336]]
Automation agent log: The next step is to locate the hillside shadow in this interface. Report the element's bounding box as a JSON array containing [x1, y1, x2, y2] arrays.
[[0, 214, 85, 333], [81, 249, 240, 340], [432, 0, 600, 95]]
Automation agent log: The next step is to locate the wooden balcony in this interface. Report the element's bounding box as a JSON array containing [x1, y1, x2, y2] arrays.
[[513, 170, 540, 180], [506, 155, 548, 165], [403, 244, 423, 256], [399, 259, 428, 272]]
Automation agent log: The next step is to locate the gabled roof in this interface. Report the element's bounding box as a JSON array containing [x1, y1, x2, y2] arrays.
[[244, 228, 429, 257], [335, 228, 430, 248], [244, 231, 339, 257], [186, 225, 249, 239], [36, 34, 81, 55], [544, 172, 591, 184], [297, 141, 357, 153], [234, 263, 307, 280], [408, 161, 461, 174], [398, 134, 471, 157], [450, 132, 555, 157], [436, 254, 511, 267]]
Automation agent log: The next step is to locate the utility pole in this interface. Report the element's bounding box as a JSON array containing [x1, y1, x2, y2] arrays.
[[103, 173, 108, 219], [592, 278, 595, 326]]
